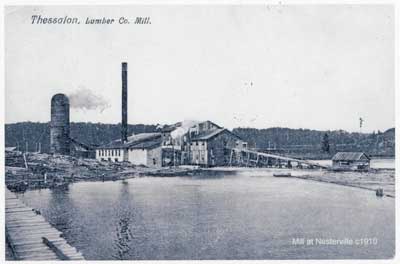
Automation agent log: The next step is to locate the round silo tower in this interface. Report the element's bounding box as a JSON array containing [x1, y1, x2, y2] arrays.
[[50, 94, 70, 155]]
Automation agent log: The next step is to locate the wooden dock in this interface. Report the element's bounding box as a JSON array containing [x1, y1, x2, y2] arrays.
[[5, 189, 85, 261]]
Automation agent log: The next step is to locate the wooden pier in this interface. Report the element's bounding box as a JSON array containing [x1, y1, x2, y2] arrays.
[[5, 189, 85, 261]]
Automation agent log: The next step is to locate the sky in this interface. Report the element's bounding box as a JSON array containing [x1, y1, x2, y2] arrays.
[[5, 5, 394, 132]]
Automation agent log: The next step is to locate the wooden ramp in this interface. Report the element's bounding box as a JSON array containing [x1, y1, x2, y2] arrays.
[[228, 148, 329, 169], [5, 189, 85, 261]]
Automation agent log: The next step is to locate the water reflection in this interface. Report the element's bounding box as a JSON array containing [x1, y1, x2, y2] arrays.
[[113, 182, 134, 260], [19, 172, 395, 260]]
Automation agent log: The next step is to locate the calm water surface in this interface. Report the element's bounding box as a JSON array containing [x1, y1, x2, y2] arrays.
[[18, 169, 395, 260]]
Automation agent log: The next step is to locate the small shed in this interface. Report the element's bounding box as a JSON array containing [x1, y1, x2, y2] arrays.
[[331, 152, 370, 171]]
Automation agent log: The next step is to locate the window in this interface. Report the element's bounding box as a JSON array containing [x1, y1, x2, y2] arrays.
[[115, 158, 118, 162], [196, 142, 198, 146]]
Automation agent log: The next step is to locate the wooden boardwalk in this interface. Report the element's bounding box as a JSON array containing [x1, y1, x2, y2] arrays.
[[5, 189, 85, 260]]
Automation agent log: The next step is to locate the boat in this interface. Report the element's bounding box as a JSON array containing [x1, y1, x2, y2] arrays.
[[273, 173, 292, 177]]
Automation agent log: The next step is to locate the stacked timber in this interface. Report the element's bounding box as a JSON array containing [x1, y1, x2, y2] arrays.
[[5, 151, 26, 167]]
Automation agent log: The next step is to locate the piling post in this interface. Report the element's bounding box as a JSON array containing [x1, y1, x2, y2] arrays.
[[229, 149, 234, 166]]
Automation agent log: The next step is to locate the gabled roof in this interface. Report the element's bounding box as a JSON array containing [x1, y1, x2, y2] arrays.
[[191, 128, 242, 141], [199, 120, 222, 129], [126, 133, 161, 145], [162, 120, 221, 133], [98, 133, 162, 149], [332, 152, 370, 161], [161, 123, 180, 132], [98, 140, 125, 149], [128, 137, 162, 150]]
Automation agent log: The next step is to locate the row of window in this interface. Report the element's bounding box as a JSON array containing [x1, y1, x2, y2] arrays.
[[98, 149, 121, 157]]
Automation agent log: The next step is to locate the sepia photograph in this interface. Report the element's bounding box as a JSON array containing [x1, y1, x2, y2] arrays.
[[3, 3, 397, 262]]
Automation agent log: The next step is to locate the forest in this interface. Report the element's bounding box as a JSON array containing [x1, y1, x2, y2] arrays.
[[5, 122, 395, 159]]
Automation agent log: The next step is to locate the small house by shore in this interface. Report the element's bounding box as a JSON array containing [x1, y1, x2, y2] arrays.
[[331, 152, 370, 171]]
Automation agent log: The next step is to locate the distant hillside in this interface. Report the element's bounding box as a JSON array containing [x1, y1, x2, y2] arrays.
[[5, 122, 395, 158], [232, 127, 395, 158], [5, 122, 158, 153]]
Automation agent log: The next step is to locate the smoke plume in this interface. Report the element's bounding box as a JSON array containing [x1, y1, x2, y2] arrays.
[[69, 88, 110, 112]]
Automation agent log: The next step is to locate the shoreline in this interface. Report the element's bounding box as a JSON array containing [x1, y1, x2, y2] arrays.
[[290, 175, 395, 198], [7, 166, 395, 199], [5, 152, 395, 198]]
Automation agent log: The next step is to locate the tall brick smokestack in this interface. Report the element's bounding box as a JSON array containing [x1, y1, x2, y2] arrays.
[[121, 62, 128, 143], [50, 94, 70, 155]]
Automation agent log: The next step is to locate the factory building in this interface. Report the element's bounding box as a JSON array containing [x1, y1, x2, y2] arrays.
[[50, 61, 247, 168], [189, 128, 243, 166], [96, 121, 245, 168], [160, 120, 246, 166], [96, 133, 162, 168], [95, 62, 163, 167]]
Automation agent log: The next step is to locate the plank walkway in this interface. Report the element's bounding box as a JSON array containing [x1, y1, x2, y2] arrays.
[[5, 189, 85, 260]]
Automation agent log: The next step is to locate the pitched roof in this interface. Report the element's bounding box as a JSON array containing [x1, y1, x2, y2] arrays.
[[191, 128, 242, 141], [332, 152, 370, 161], [98, 133, 161, 149], [126, 133, 161, 144], [99, 140, 125, 149], [161, 124, 180, 132], [199, 120, 222, 129], [128, 137, 162, 149]]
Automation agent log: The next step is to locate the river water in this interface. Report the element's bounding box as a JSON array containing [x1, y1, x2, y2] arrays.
[[18, 169, 395, 260]]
